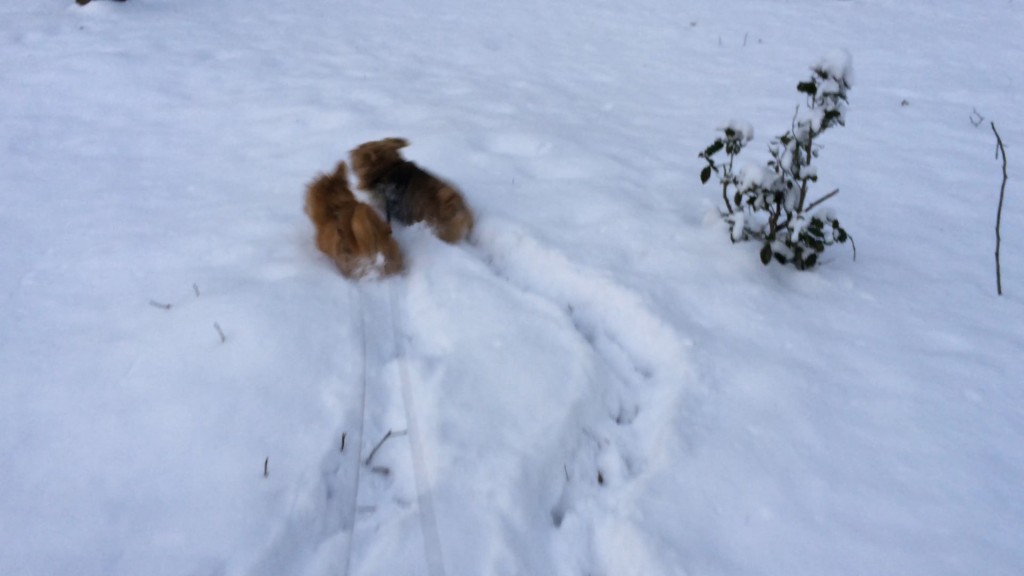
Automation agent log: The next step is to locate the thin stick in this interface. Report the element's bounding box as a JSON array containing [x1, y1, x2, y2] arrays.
[[992, 122, 1008, 295], [148, 300, 172, 310], [804, 188, 840, 213], [364, 429, 407, 466], [214, 322, 226, 343], [263, 457, 269, 478], [775, 188, 840, 231], [193, 283, 200, 297], [971, 108, 985, 128]]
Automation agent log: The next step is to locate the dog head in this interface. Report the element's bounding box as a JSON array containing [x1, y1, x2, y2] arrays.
[[349, 138, 410, 190]]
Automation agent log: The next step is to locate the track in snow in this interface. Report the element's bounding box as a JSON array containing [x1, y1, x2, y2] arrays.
[[240, 218, 703, 576]]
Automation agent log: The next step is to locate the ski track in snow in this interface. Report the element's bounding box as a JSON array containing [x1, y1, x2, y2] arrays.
[[236, 217, 704, 576], [240, 285, 425, 576]]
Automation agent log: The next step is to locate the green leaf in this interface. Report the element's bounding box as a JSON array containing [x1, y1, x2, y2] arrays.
[[704, 140, 724, 157], [700, 166, 712, 185]]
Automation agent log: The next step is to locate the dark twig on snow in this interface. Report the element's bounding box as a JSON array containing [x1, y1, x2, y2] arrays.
[[214, 322, 226, 343], [341, 432, 347, 453], [364, 429, 408, 467], [971, 108, 985, 128], [264, 457, 269, 478], [149, 300, 172, 310], [193, 283, 200, 297], [992, 122, 1009, 295]]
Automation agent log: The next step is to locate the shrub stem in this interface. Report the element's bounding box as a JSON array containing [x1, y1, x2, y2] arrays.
[[992, 122, 1008, 296]]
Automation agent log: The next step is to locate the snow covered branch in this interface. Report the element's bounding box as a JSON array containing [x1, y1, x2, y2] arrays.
[[698, 53, 855, 270]]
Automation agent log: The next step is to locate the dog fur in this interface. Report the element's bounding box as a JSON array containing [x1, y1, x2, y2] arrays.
[[349, 138, 474, 244], [304, 160, 403, 279]]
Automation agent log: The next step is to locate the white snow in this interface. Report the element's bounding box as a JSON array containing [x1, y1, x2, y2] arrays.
[[816, 48, 854, 87], [739, 163, 769, 191], [2, 1, 1023, 576], [724, 119, 756, 143]]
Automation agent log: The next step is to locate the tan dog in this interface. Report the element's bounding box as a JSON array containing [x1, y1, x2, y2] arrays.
[[349, 138, 473, 243], [304, 160, 403, 279]]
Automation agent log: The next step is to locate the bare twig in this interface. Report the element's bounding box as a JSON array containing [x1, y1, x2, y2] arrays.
[[264, 457, 269, 478], [341, 432, 347, 453], [364, 429, 407, 466], [214, 322, 226, 343], [971, 108, 985, 127], [775, 189, 840, 231], [148, 300, 172, 310], [992, 122, 1008, 295], [804, 188, 841, 213], [193, 283, 200, 297]]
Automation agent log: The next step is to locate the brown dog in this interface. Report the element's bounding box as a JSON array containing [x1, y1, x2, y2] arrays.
[[349, 138, 473, 243], [304, 160, 403, 279]]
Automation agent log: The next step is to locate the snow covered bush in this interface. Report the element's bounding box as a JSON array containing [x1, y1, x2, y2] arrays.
[[700, 53, 855, 270]]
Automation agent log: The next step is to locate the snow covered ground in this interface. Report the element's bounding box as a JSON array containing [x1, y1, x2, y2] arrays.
[[2, 1, 1022, 575]]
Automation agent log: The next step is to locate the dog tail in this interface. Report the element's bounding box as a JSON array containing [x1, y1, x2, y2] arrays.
[[305, 162, 354, 226], [333, 160, 349, 182], [349, 204, 404, 276]]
